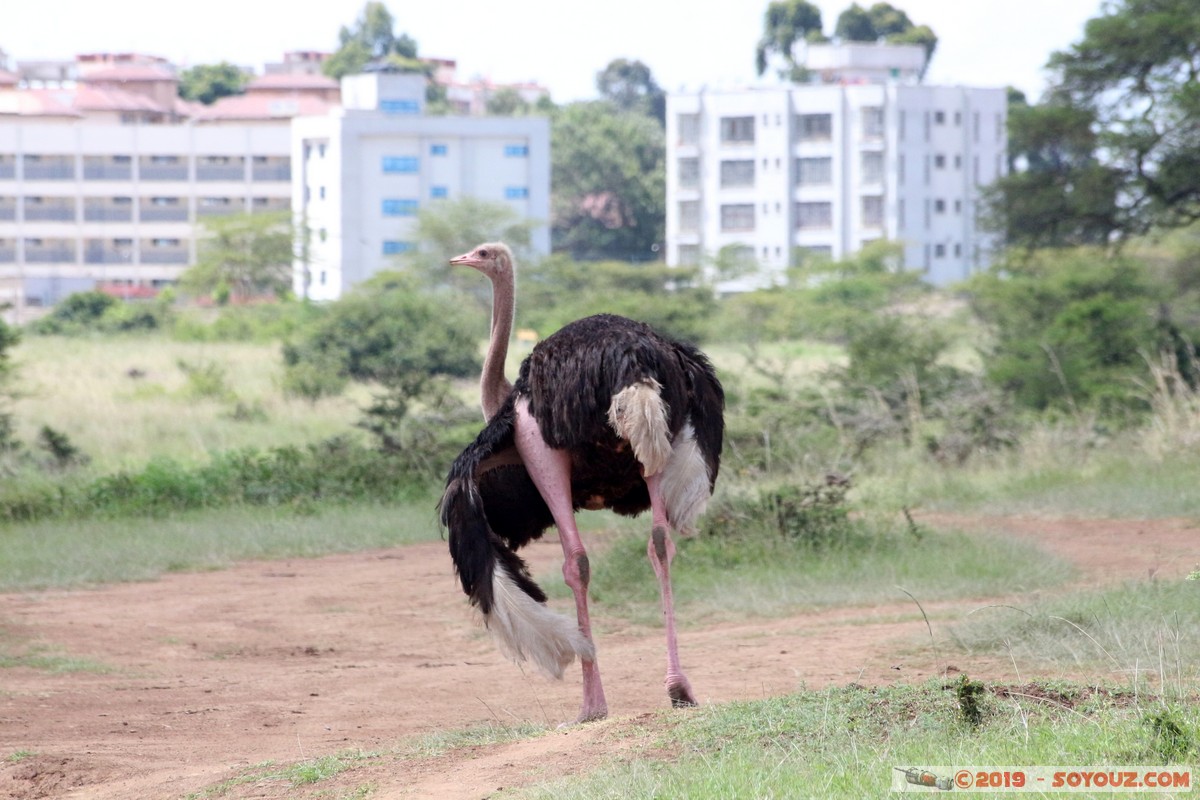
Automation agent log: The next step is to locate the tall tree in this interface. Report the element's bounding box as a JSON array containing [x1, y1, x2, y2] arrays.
[[596, 58, 665, 124], [183, 212, 295, 303], [178, 62, 248, 105], [755, 0, 826, 81], [980, 91, 1123, 249], [551, 101, 665, 260], [1047, 0, 1200, 236], [323, 2, 419, 80]]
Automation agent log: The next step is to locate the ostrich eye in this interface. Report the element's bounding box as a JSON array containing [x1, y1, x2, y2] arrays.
[[479, 249, 489, 257]]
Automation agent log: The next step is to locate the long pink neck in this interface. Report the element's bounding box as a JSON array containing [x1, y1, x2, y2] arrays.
[[480, 269, 515, 422]]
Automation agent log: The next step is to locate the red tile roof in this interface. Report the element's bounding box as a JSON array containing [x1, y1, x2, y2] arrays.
[[192, 93, 335, 121]]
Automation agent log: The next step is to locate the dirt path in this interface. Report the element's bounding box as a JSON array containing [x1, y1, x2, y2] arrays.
[[1, 516, 1196, 799]]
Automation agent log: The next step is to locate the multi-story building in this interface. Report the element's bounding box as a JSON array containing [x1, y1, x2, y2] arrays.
[[292, 70, 550, 301], [666, 44, 1007, 288]]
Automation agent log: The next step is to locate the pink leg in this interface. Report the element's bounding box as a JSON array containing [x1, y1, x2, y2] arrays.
[[513, 398, 608, 723], [644, 472, 698, 707]]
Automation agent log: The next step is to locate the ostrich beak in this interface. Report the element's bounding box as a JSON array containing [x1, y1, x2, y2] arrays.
[[449, 251, 477, 267]]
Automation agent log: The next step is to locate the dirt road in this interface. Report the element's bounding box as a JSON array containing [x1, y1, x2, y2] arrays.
[[1, 515, 1196, 799]]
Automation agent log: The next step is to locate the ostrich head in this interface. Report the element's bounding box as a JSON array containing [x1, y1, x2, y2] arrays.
[[449, 242, 514, 281]]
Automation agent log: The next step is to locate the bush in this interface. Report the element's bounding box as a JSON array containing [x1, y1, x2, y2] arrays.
[[29, 291, 171, 335], [700, 476, 859, 549]]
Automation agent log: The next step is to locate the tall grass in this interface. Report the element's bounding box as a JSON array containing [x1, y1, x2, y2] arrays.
[[10, 335, 367, 471]]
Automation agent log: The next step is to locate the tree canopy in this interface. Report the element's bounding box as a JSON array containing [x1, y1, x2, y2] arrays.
[[595, 58, 665, 124], [323, 2, 420, 80], [178, 62, 248, 105], [550, 101, 665, 260], [182, 212, 295, 303], [756, 0, 826, 80], [986, 0, 1200, 246]]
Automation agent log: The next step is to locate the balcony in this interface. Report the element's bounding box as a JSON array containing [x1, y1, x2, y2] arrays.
[[83, 206, 133, 222], [84, 248, 134, 264], [140, 206, 189, 222], [197, 201, 238, 216], [0, 247, 15, 263], [22, 158, 76, 180], [0, 161, 14, 180], [0, 205, 15, 221], [24, 205, 77, 222], [83, 162, 134, 180], [140, 248, 190, 264], [197, 165, 246, 181], [25, 246, 77, 263], [252, 164, 292, 181], [139, 162, 188, 181]]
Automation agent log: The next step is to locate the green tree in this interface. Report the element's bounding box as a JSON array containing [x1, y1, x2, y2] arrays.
[[402, 196, 538, 298], [595, 58, 665, 124], [968, 249, 1172, 414], [980, 93, 1123, 248], [178, 62, 248, 105], [833, 3, 937, 70], [0, 315, 19, 453], [183, 212, 294, 303], [1046, 0, 1200, 236], [485, 87, 531, 116], [323, 1, 419, 80], [756, 0, 826, 80], [551, 101, 665, 260]]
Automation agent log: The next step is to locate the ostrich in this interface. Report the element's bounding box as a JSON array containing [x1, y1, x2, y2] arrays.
[[439, 242, 724, 723]]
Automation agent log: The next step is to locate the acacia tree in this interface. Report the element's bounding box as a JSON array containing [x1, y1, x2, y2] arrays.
[[183, 212, 294, 303], [1047, 0, 1200, 236], [833, 3, 937, 69]]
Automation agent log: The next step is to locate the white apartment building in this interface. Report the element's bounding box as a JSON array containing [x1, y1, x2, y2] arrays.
[[292, 71, 550, 301], [0, 122, 292, 313], [666, 45, 1007, 288]]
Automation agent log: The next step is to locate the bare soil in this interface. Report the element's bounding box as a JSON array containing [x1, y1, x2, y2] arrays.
[[1, 515, 1196, 799]]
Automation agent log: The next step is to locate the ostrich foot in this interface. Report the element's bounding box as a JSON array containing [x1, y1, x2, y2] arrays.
[[667, 678, 698, 708]]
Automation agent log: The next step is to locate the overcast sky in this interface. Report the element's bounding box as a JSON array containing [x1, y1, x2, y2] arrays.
[[4, 0, 1100, 102]]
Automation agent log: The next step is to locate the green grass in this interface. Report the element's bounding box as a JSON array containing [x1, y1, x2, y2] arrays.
[[0, 499, 441, 591], [0, 627, 113, 673], [949, 580, 1200, 689], [548, 518, 1073, 626], [516, 681, 1200, 799], [857, 434, 1200, 519]]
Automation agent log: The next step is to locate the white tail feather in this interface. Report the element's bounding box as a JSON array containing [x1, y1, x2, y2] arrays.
[[608, 379, 671, 476], [660, 422, 712, 534], [485, 562, 594, 679]]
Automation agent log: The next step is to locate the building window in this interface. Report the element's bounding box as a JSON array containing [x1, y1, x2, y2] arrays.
[[954, 199, 962, 214], [796, 202, 832, 229], [505, 186, 529, 199], [899, 110, 906, 141], [973, 111, 981, 143], [954, 154, 962, 169], [431, 186, 449, 199], [382, 240, 413, 255], [797, 113, 832, 141], [319, 186, 326, 200], [935, 110, 946, 125], [678, 113, 700, 145], [719, 116, 755, 144], [386, 155, 424, 173], [382, 198, 418, 216], [380, 98, 420, 114], [861, 151, 884, 184], [719, 159, 755, 188], [504, 144, 530, 157], [954, 242, 962, 257], [382, 156, 419, 173], [430, 144, 448, 156], [795, 157, 832, 185], [862, 106, 884, 139], [862, 196, 883, 227], [898, 198, 905, 231], [677, 244, 700, 265], [934, 154, 946, 169], [678, 157, 699, 189], [935, 243, 946, 258], [318, 144, 327, 158], [898, 154, 905, 185], [720, 203, 755, 231], [954, 110, 962, 126], [678, 200, 700, 232]]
